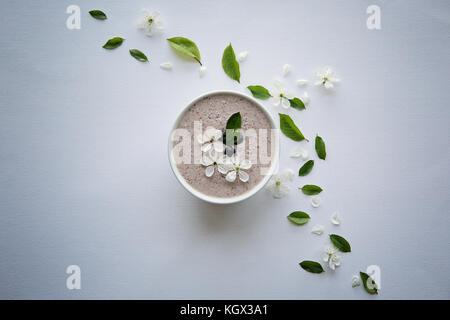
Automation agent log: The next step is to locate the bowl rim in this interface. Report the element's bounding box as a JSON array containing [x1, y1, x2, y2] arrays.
[[168, 90, 279, 204]]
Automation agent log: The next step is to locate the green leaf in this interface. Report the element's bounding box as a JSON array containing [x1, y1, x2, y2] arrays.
[[360, 272, 378, 294], [315, 135, 326, 160], [222, 44, 240, 83], [300, 184, 322, 195], [279, 113, 307, 141], [226, 112, 242, 131], [289, 97, 306, 111], [102, 37, 124, 50], [287, 211, 310, 225], [247, 85, 272, 100], [299, 160, 314, 176], [129, 49, 148, 62], [167, 37, 202, 65], [330, 234, 351, 252], [89, 10, 107, 20], [299, 261, 325, 273]]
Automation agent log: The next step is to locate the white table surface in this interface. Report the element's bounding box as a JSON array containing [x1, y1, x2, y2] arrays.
[[0, 0, 449, 299]]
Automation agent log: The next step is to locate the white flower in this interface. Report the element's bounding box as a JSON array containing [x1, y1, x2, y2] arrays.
[[352, 275, 361, 287], [200, 150, 227, 178], [311, 224, 324, 235], [199, 66, 207, 77], [238, 51, 248, 62], [315, 66, 340, 89], [197, 127, 224, 153], [302, 92, 310, 106], [160, 62, 172, 70], [311, 196, 321, 208], [322, 245, 341, 270], [282, 64, 291, 77], [265, 169, 294, 198], [297, 79, 309, 87], [331, 211, 340, 225], [137, 9, 164, 36], [269, 79, 293, 108], [221, 155, 252, 183], [289, 147, 308, 160]]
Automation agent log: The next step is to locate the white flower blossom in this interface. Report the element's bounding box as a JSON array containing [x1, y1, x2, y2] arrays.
[[322, 245, 341, 270], [289, 147, 308, 160], [297, 79, 309, 87], [311, 224, 324, 235], [282, 64, 291, 77], [311, 196, 321, 208], [160, 62, 172, 70], [265, 169, 294, 198], [352, 275, 361, 287], [221, 155, 252, 183], [269, 79, 293, 108], [197, 127, 224, 153], [302, 91, 310, 106], [137, 9, 164, 36], [200, 150, 227, 178], [331, 211, 340, 225], [199, 66, 207, 77], [315, 66, 340, 89], [238, 51, 248, 62]]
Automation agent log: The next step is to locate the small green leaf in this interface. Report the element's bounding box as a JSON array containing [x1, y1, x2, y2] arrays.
[[222, 43, 240, 83], [330, 234, 351, 252], [279, 113, 307, 141], [360, 272, 378, 294], [289, 97, 306, 111], [89, 10, 107, 20], [247, 85, 272, 100], [102, 37, 124, 50], [299, 261, 325, 273], [300, 184, 322, 195], [226, 112, 242, 131], [299, 160, 314, 176], [287, 211, 310, 225], [315, 135, 326, 160], [129, 49, 148, 62], [167, 37, 202, 65]]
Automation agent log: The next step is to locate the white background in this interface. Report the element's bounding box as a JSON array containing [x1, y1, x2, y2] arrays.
[[0, 0, 449, 299]]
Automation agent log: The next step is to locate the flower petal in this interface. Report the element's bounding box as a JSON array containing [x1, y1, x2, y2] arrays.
[[324, 81, 334, 89], [238, 170, 249, 182], [280, 169, 294, 182], [201, 142, 212, 152], [297, 79, 309, 87], [281, 97, 290, 109], [302, 92, 310, 105], [217, 164, 229, 174], [213, 141, 224, 152], [240, 159, 252, 170], [282, 64, 291, 77], [352, 275, 361, 287], [238, 51, 248, 62], [311, 196, 321, 208], [331, 212, 340, 225], [199, 66, 207, 78], [201, 155, 214, 166], [311, 224, 324, 235], [160, 62, 172, 70], [270, 97, 281, 107], [225, 170, 236, 182], [205, 165, 215, 177]]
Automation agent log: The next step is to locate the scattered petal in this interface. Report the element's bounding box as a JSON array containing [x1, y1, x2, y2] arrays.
[[302, 92, 310, 105], [352, 275, 361, 287], [311, 225, 324, 235], [160, 62, 173, 70], [238, 51, 248, 62], [331, 212, 340, 225], [199, 66, 207, 78], [311, 196, 321, 208], [289, 147, 308, 160], [297, 79, 309, 87], [282, 64, 291, 77]]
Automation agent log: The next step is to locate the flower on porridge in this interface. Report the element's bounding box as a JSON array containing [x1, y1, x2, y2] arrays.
[[221, 155, 252, 183], [200, 150, 228, 177], [269, 79, 293, 108], [322, 245, 341, 270], [315, 66, 340, 89], [197, 127, 224, 152], [265, 169, 294, 198], [137, 9, 164, 36]]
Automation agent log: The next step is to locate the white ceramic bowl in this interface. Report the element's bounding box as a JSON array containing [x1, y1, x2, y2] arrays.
[[168, 90, 279, 204]]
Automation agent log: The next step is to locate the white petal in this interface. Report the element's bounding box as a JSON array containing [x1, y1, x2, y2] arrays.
[[155, 20, 164, 30], [322, 254, 329, 262], [282, 64, 291, 77], [270, 96, 281, 107], [217, 164, 229, 174], [331, 212, 340, 225], [204, 127, 220, 140], [273, 78, 285, 90], [238, 170, 249, 182], [213, 141, 224, 152], [314, 80, 323, 86], [238, 51, 248, 62], [329, 77, 340, 83], [289, 146, 304, 158], [201, 142, 212, 152], [281, 97, 290, 109], [159, 62, 172, 70], [296, 79, 309, 87], [280, 169, 294, 182], [239, 159, 252, 170], [352, 275, 361, 287], [225, 170, 236, 182], [151, 11, 161, 18], [329, 261, 336, 270], [141, 8, 151, 17], [205, 165, 215, 177], [201, 155, 214, 166], [324, 81, 334, 89], [199, 66, 207, 78], [274, 183, 290, 198], [311, 196, 321, 208], [311, 224, 324, 235], [302, 92, 310, 105]]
